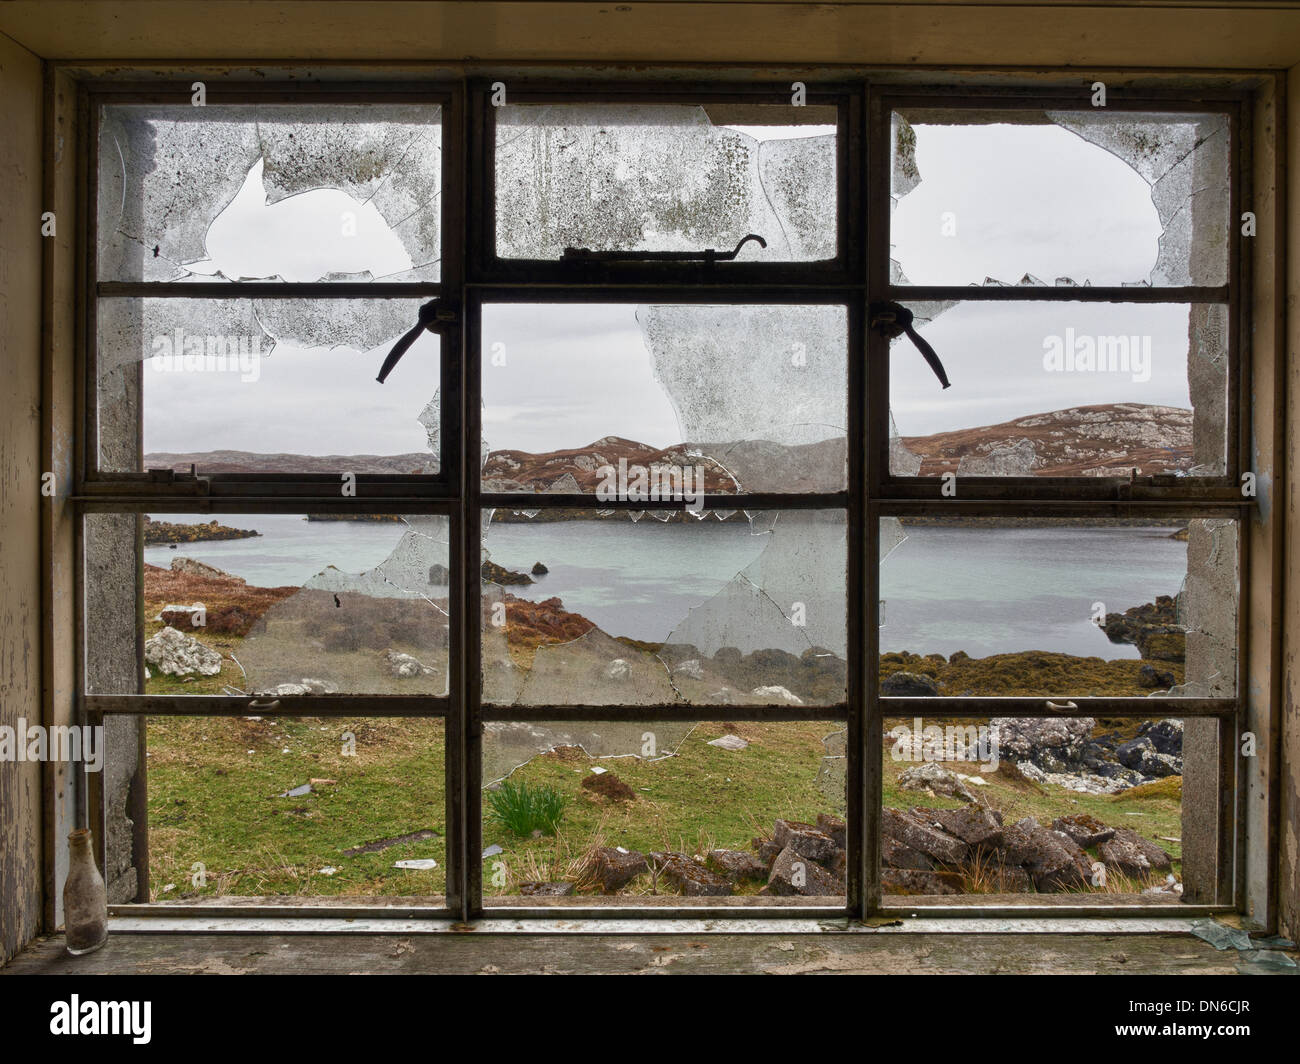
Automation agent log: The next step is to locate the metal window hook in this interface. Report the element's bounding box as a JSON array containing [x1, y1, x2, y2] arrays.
[[376, 297, 458, 384], [870, 300, 951, 390]]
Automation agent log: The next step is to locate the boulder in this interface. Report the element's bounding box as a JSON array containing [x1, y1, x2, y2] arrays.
[[531, 561, 549, 575], [1051, 813, 1116, 849], [750, 685, 803, 704], [1138, 664, 1177, 689], [989, 717, 1097, 774], [649, 852, 732, 896], [997, 819, 1091, 892], [1115, 736, 1181, 778], [881, 836, 936, 871], [1141, 718, 1184, 756], [913, 805, 1003, 848], [882, 671, 939, 696], [766, 846, 842, 897], [773, 819, 838, 863], [706, 849, 769, 882], [1097, 828, 1173, 879], [881, 807, 969, 865], [170, 556, 243, 582], [881, 868, 965, 895], [519, 881, 574, 896], [384, 649, 435, 678], [752, 837, 783, 869], [897, 762, 976, 803], [592, 847, 647, 892], [816, 813, 847, 850], [144, 626, 223, 677]]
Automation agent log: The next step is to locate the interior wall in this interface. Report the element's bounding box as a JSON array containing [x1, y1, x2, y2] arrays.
[[0, 31, 45, 965]]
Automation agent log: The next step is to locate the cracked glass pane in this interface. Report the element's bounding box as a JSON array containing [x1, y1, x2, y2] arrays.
[[86, 512, 449, 696], [481, 509, 846, 709], [494, 103, 837, 261], [481, 719, 846, 906], [888, 301, 1227, 477], [877, 516, 1237, 699], [890, 109, 1228, 287], [880, 714, 1191, 903], [98, 104, 441, 282], [96, 298, 439, 475], [481, 303, 847, 494]]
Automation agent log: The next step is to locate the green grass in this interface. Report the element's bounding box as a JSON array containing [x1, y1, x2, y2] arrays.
[[486, 778, 569, 837]]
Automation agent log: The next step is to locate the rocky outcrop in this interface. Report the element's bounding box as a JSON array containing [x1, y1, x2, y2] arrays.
[[144, 626, 223, 677], [1098, 595, 1186, 662]]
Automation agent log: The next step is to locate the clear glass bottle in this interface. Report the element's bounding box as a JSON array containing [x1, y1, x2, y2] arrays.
[[64, 828, 108, 955]]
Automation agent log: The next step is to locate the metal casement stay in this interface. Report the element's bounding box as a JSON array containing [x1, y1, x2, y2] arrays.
[[75, 75, 1251, 921]]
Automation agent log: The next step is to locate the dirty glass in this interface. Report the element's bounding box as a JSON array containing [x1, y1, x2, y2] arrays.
[[481, 509, 846, 708], [481, 719, 846, 905], [878, 715, 1196, 903], [890, 109, 1229, 288], [481, 303, 847, 494], [98, 104, 442, 283], [84, 512, 451, 696], [494, 103, 837, 261], [141, 716, 447, 901], [876, 517, 1237, 698], [95, 297, 440, 475], [887, 301, 1227, 477]]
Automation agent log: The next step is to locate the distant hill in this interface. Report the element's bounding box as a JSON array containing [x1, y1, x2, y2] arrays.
[[899, 403, 1193, 477], [145, 403, 1194, 484]]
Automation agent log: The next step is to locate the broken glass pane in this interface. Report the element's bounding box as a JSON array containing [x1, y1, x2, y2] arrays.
[[481, 719, 846, 905], [890, 109, 1228, 287], [877, 516, 1237, 698], [889, 301, 1227, 477], [481, 509, 846, 708], [87, 512, 450, 696], [98, 103, 442, 282], [494, 103, 837, 261], [481, 303, 847, 493], [96, 297, 439, 474]]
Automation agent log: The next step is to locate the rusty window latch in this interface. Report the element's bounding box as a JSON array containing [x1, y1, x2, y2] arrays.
[[869, 300, 951, 390], [560, 233, 767, 263], [376, 298, 459, 384]]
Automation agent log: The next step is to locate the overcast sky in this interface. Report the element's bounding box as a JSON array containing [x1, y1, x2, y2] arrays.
[[142, 119, 1187, 455]]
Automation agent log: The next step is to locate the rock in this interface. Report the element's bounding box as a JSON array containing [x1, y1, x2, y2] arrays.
[[752, 837, 783, 868], [983, 865, 1034, 893], [989, 717, 1097, 774], [393, 859, 438, 870], [1051, 813, 1116, 849], [144, 626, 223, 677], [882, 671, 939, 696], [481, 559, 532, 585], [1115, 736, 1181, 778], [881, 807, 969, 865], [649, 852, 732, 896], [1142, 718, 1184, 756], [773, 819, 838, 863], [481, 844, 504, 858], [914, 805, 1003, 848], [170, 556, 244, 582], [384, 649, 435, 678], [427, 563, 450, 583], [606, 659, 632, 681], [707, 734, 749, 751], [816, 813, 847, 850], [530, 561, 549, 575], [750, 685, 803, 704], [998, 819, 1090, 892], [881, 868, 965, 895], [766, 846, 842, 896], [1097, 828, 1173, 879], [897, 762, 976, 803], [881, 836, 936, 871], [520, 881, 574, 896], [673, 659, 704, 681], [1138, 664, 1177, 689], [706, 849, 769, 881], [592, 847, 648, 892]]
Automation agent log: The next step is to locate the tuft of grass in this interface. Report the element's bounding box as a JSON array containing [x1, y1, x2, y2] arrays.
[[487, 778, 570, 837]]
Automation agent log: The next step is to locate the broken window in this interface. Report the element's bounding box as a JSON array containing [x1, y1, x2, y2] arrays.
[[494, 103, 837, 262]]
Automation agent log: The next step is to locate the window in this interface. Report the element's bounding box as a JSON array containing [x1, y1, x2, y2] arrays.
[[79, 78, 1249, 919]]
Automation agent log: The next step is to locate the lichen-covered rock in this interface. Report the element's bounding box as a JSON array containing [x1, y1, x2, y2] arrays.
[[649, 852, 732, 896], [773, 819, 837, 863], [766, 846, 842, 897], [1098, 827, 1173, 879], [384, 649, 435, 678], [882, 670, 939, 696], [1051, 813, 1116, 849], [706, 849, 769, 881], [592, 847, 647, 892], [144, 626, 222, 677], [519, 881, 574, 896], [881, 807, 969, 865], [897, 762, 976, 803], [816, 813, 847, 850], [913, 805, 1003, 848], [881, 868, 965, 895]]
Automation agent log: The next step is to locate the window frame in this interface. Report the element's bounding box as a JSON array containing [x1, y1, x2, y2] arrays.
[[73, 74, 1255, 923]]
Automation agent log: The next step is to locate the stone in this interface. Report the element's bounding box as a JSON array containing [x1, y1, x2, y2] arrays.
[[984, 865, 1034, 893], [673, 659, 704, 681], [1141, 718, 1184, 756], [1115, 736, 1181, 778], [766, 846, 842, 897], [998, 820, 1091, 892], [752, 837, 783, 868], [649, 852, 732, 896], [144, 626, 223, 677], [750, 685, 803, 704], [393, 859, 438, 870], [773, 819, 837, 863], [816, 813, 847, 850], [1097, 828, 1173, 879], [384, 649, 435, 678], [170, 556, 243, 582], [707, 734, 749, 751], [913, 805, 1003, 848], [519, 881, 574, 896], [881, 836, 936, 871], [881, 807, 969, 865], [530, 561, 549, 575], [881, 868, 965, 895], [606, 659, 632, 681], [706, 849, 769, 882], [897, 762, 976, 803], [881, 670, 939, 696], [989, 717, 1097, 773], [592, 847, 647, 892], [427, 563, 450, 583], [1052, 813, 1116, 849], [1138, 664, 1177, 689]]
